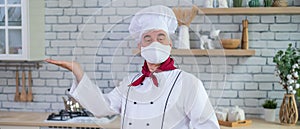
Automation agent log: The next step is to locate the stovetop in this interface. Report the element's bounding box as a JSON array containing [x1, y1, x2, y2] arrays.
[[47, 109, 91, 121], [46, 109, 117, 124]]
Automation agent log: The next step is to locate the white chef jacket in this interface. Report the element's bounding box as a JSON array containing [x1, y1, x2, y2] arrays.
[[69, 69, 220, 129]]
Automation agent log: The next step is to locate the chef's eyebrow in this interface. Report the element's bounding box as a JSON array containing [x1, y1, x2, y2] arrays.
[[143, 35, 151, 39], [158, 33, 166, 37]]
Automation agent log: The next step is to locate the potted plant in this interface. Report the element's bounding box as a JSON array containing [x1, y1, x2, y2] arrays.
[[273, 43, 300, 125], [262, 99, 277, 122]]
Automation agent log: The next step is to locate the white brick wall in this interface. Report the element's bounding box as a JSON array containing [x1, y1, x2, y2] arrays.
[[292, 15, 300, 23], [0, 0, 299, 119], [248, 24, 269, 31], [270, 24, 298, 31], [247, 16, 260, 23], [276, 15, 291, 23], [239, 91, 267, 98], [219, 15, 233, 23]]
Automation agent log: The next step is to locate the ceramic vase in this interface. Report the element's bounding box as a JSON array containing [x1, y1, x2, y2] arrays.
[[264, 108, 276, 122], [178, 25, 190, 49]]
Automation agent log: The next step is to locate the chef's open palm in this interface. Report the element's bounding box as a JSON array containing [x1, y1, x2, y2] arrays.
[[45, 59, 84, 82]]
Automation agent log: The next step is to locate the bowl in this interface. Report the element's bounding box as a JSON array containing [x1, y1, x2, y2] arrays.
[[221, 39, 241, 49]]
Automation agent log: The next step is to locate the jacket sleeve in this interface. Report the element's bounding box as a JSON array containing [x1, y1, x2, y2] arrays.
[[185, 79, 220, 129], [69, 73, 122, 117]]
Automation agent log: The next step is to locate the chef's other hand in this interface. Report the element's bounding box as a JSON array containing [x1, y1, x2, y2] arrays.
[[45, 59, 84, 82]]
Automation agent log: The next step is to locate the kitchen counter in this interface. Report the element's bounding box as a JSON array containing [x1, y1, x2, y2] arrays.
[[0, 111, 299, 129], [221, 119, 300, 129], [0, 111, 120, 128]]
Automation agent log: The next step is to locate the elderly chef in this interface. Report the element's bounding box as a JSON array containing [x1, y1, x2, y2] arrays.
[[45, 5, 220, 129]]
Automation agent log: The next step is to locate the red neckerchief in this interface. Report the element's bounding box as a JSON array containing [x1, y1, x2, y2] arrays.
[[129, 57, 176, 87]]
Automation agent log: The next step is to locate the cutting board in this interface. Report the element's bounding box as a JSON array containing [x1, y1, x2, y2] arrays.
[[218, 120, 252, 127]]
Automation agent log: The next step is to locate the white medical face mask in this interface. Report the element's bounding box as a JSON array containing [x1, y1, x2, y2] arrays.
[[141, 42, 171, 64]]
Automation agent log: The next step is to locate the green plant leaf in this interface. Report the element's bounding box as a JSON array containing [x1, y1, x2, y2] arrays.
[[273, 43, 300, 95], [262, 99, 277, 109]]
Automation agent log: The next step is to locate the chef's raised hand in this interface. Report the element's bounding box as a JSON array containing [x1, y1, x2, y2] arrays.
[[45, 59, 84, 82]]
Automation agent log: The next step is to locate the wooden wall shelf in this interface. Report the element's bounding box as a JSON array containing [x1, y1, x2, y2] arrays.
[[198, 7, 300, 15], [133, 49, 256, 56]]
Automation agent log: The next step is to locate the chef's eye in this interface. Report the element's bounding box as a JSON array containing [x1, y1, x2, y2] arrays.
[[158, 37, 165, 41], [145, 39, 151, 43], [143, 36, 152, 43], [157, 34, 166, 41]]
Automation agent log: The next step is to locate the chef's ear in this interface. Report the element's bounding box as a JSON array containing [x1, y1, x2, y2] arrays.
[[169, 39, 173, 48], [137, 43, 142, 50]]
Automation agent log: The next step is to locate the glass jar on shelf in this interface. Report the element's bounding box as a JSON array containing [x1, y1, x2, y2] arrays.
[[249, 0, 261, 7]]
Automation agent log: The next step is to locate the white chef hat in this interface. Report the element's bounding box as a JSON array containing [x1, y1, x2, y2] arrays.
[[128, 5, 178, 41]]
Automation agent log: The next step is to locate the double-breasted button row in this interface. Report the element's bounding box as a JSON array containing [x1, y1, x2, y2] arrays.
[[128, 122, 151, 126], [133, 102, 154, 104]]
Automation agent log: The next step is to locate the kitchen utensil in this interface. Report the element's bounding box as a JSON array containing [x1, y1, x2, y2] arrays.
[[218, 120, 252, 127], [26, 70, 33, 102], [20, 69, 27, 102], [241, 19, 249, 49], [221, 39, 241, 49], [14, 69, 20, 102], [173, 5, 198, 49]]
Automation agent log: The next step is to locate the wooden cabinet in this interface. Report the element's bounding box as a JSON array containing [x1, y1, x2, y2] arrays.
[[0, 0, 44, 61]]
